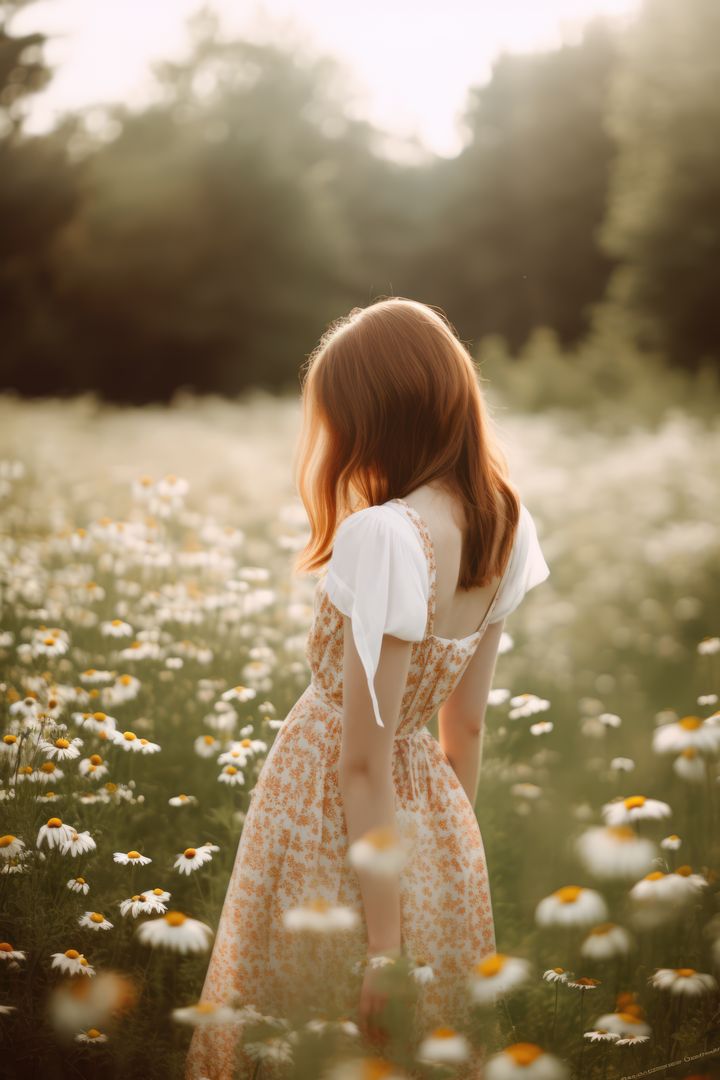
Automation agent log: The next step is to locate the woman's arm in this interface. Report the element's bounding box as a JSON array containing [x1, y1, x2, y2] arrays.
[[337, 615, 414, 956], [437, 618, 505, 806]]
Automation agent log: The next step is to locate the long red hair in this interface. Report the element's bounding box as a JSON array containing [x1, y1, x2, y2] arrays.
[[293, 296, 520, 588]]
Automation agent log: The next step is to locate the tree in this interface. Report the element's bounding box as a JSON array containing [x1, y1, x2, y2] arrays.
[[600, 0, 720, 370]]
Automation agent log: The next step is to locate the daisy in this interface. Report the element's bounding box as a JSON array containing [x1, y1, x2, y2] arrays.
[[566, 976, 601, 992], [51, 949, 95, 976], [542, 968, 572, 984], [112, 730, 144, 753], [113, 850, 152, 866], [218, 764, 245, 786], [673, 748, 707, 783], [649, 968, 718, 996], [417, 1026, 470, 1065], [35, 762, 65, 785], [616, 1033, 651, 1045], [584, 1029, 620, 1043], [33, 630, 69, 658], [698, 636, 720, 655], [75, 1028, 108, 1043], [535, 886, 609, 928], [243, 1033, 297, 1069], [39, 736, 83, 761], [174, 847, 213, 875], [171, 1001, 241, 1026], [36, 789, 63, 803], [137, 738, 161, 755], [468, 953, 532, 1003], [61, 830, 97, 857], [602, 795, 672, 826], [484, 1043, 569, 1080], [37, 817, 76, 850], [194, 734, 220, 758], [575, 825, 657, 880], [348, 825, 408, 876], [78, 912, 114, 931], [661, 834, 682, 851], [221, 684, 257, 704], [169, 794, 198, 807], [135, 911, 213, 953], [139, 887, 171, 910], [100, 619, 133, 638], [593, 1011, 651, 1038], [409, 957, 435, 984], [283, 898, 360, 933], [530, 721, 553, 736], [78, 755, 109, 780], [653, 715, 720, 755], [119, 893, 159, 918], [74, 711, 118, 736], [0, 835, 25, 860], [508, 694, 551, 720], [580, 923, 633, 960], [0, 943, 26, 963], [67, 877, 90, 895], [610, 757, 635, 773]]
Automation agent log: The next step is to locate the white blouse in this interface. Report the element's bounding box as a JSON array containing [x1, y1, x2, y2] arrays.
[[324, 500, 550, 728]]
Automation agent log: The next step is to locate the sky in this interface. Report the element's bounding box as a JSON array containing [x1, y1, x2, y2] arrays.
[[15, 0, 641, 159]]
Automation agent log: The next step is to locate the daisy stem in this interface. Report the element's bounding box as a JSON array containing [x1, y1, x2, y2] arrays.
[[551, 981, 559, 1048]]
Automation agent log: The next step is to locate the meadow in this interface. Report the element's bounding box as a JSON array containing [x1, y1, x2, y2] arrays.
[[1, 390, 719, 1079]]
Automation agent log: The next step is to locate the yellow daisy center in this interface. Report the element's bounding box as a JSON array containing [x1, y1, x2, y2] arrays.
[[365, 826, 398, 850], [93, 712, 107, 721], [3, 735, 17, 744], [65, 949, 80, 959], [308, 898, 331, 912], [90, 754, 103, 765], [506, 1043, 543, 1065], [477, 953, 506, 978], [123, 731, 136, 741], [623, 795, 646, 809], [195, 1002, 218, 1014], [675, 865, 693, 876], [40, 762, 56, 773], [56, 738, 70, 749], [224, 766, 238, 775], [681, 747, 698, 758], [0, 835, 16, 847], [87, 1029, 102, 1038], [47, 817, 63, 828], [645, 871, 665, 881], [675, 968, 696, 977], [0, 942, 13, 952], [165, 911, 187, 926], [608, 826, 636, 842], [555, 885, 583, 903], [90, 913, 105, 923], [127, 851, 141, 859], [679, 716, 702, 730], [184, 848, 197, 858], [75, 878, 86, 885], [430, 1026, 457, 1039]]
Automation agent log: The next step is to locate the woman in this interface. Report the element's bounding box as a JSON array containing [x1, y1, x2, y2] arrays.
[[185, 297, 550, 1079]]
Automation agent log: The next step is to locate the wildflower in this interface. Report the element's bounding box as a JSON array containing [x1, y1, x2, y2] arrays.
[[119, 893, 162, 918], [33, 629, 69, 658], [542, 968, 572, 984], [660, 834, 682, 851], [39, 736, 83, 761], [566, 976, 601, 992], [535, 886, 609, 928], [194, 734, 220, 758], [673, 748, 707, 783], [78, 912, 114, 931], [348, 826, 408, 876], [283, 898, 360, 933], [61, 831, 97, 857], [591, 1010, 651, 1036], [616, 1033, 650, 1045], [417, 1026, 471, 1064], [602, 795, 672, 826], [653, 715, 720, 755], [218, 764, 244, 786], [584, 1029, 620, 1043], [67, 877, 90, 895], [51, 949, 95, 976], [135, 911, 213, 953], [575, 825, 657, 880], [697, 636, 720, 655], [75, 1028, 108, 1043], [508, 694, 550, 719], [580, 923, 633, 960], [137, 737, 161, 755], [171, 1001, 241, 1026], [649, 968, 717, 996], [35, 761, 65, 785], [113, 850, 151, 866], [100, 619, 133, 638], [468, 953, 531, 1003], [409, 958, 435, 984], [610, 757, 635, 772], [169, 794, 198, 807], [0, 943, 26, 963], [0, 835, 25, 860], [174, 847, 213, 875], [78, 755, 109, 780], [111, 730, 144, 753], [484, 1043, 569, 1080], [221, 685, 256, 703], [37, 817, 76, 850]]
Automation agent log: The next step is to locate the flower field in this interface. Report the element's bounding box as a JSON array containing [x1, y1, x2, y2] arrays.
[[1, 393, 719, 1080]]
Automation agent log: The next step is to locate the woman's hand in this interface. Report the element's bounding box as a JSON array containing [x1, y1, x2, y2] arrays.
[[358, 961, 391, 1044]]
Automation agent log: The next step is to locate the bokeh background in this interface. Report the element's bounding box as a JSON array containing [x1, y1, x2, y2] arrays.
[[1, 1, 720, 1078]]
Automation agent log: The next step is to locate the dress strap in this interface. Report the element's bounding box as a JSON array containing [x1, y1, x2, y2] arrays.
[[388, 498, 437, 637]]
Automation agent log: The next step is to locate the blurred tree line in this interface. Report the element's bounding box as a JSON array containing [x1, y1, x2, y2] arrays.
[[0, 0, 718, 403]]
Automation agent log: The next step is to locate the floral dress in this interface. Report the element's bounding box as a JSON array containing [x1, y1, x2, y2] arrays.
[[185, 497, 550, 1079]]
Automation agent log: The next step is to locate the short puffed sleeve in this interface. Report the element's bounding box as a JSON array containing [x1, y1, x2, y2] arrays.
[[488, 503, 550, 623], [325, 506, 429, 728]]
